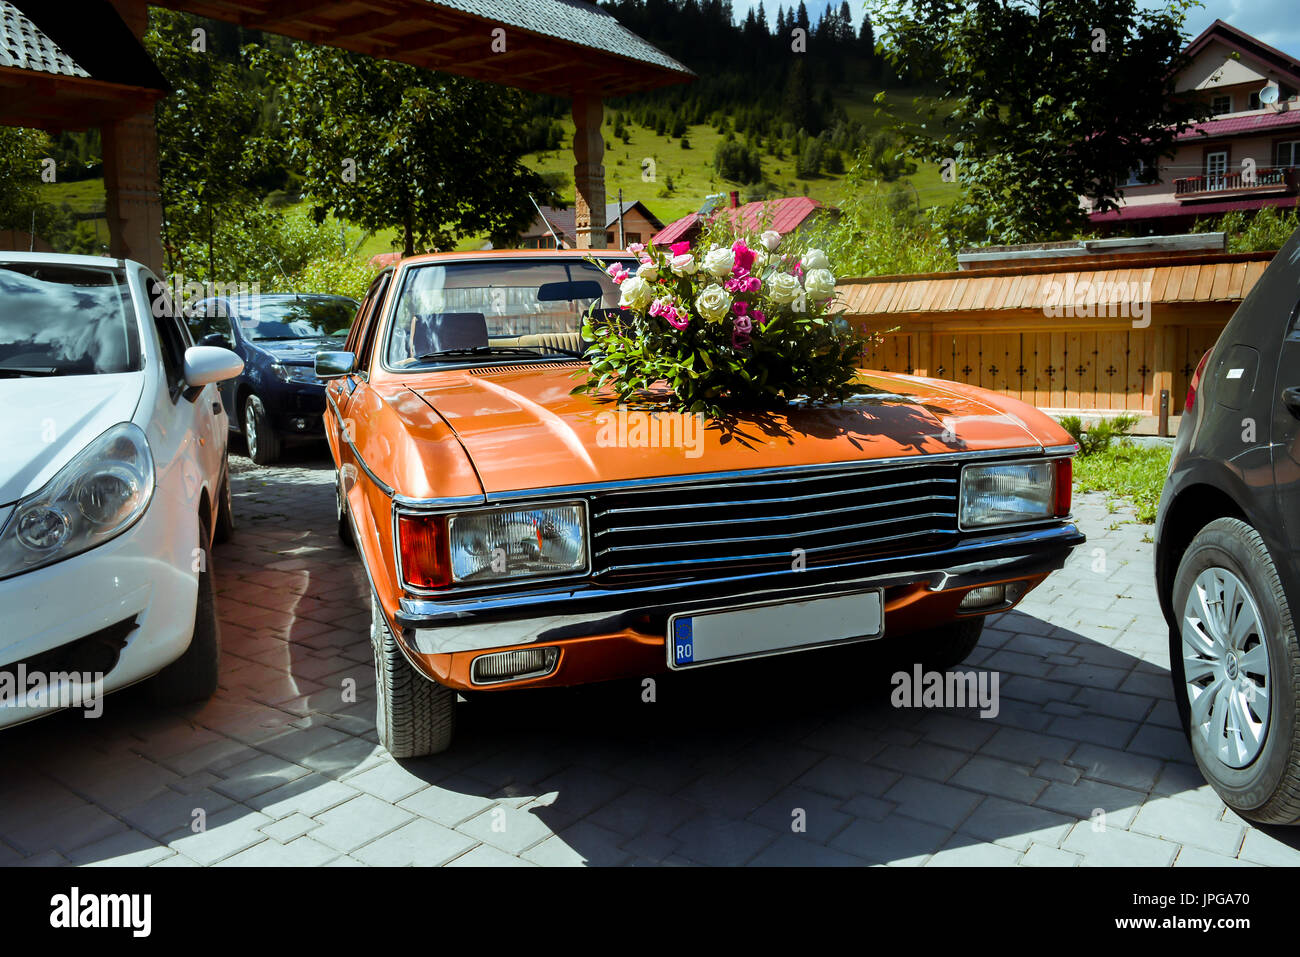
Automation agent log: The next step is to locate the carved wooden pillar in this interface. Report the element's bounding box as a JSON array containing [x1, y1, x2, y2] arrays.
[[103, 0, 164, 274], [571, 94, 606, 250]]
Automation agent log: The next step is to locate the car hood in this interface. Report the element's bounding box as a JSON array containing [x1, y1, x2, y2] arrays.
[[0, 372, 145, 506], [249, 337, 343, 364], [403, 365, 1054, 495]]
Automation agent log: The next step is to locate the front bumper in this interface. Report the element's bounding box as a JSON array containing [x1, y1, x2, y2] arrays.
[[391, 522, 1085, 691], [0, 482, 200, 728]]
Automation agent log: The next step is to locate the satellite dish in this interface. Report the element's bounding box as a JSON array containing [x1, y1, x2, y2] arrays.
[[1260, 85, 1280, 105]]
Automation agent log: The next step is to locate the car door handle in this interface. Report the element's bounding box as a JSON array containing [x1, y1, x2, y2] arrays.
[[1284, 386, 1300, 419]]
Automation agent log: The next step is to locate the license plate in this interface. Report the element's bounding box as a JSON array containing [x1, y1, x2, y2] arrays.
[[667, 590, 884, 669]]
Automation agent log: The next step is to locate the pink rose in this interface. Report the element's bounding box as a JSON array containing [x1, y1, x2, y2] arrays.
[[751, 309, 766, 326], [731, 315, 753, 349], [733, 301, 748, 316], [731, 240, 757, 275], [606, 263, 629, 284], [627, 242, 645, 254], [670, 241, 691, 256]]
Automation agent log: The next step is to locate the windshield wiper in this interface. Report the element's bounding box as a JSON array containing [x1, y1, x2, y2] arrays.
[[252, 335, 317, 341], [0, 366, 62, 378], [414, 346, 584, 361]]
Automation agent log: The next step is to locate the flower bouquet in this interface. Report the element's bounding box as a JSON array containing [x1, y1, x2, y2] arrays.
[[574, 230, 864, 416]]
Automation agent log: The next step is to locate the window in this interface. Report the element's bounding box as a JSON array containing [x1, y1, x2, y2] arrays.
[[624, 232, 642, 245], [0, 262, 140, 377], [384, 258, 630, 367], [1250, 91, 1261, 110], [142, 272, 190, 398], [1123, 160, 1154, 187], [354, 272, 392, 375], [1277, 141, 1300, 168], [1205, 150, 1229, 188], [1210, 94, 1232, 115]]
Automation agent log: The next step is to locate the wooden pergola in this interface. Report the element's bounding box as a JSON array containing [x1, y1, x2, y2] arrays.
[[1, 0, 692, 272]]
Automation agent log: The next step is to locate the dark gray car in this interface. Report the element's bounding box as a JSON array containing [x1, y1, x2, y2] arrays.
[[1156, 227, 1300, 824]]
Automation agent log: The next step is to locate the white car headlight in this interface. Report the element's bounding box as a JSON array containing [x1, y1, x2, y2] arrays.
[[959, 461, 1057, 529], [0, 423, 154, 579], [447, 503, 587, 583]]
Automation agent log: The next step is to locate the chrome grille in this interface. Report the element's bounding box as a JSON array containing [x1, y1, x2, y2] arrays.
[[588, 461, 961, 583]]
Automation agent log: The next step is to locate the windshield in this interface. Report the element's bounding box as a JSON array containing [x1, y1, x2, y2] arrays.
[[0, 262, 140, 377], [239, 297, 358, 341], [385, 258, 630, 366]]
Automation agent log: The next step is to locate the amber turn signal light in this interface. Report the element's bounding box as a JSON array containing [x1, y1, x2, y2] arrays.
[[397, 513, 451, 589]]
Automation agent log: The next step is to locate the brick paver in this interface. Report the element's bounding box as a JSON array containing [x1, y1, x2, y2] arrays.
[[3, 442, 1300, 866]]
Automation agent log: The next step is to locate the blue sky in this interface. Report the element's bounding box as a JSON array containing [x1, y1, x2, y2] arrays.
[[730, 1, 1300, 61]]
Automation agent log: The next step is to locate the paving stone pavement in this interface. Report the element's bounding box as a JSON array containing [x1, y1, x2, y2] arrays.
[[3, 442, 1300, 867]]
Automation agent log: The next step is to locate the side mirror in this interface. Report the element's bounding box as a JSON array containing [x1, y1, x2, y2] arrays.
[[316, 351, 356, 379], [183, 345, 244, 392]]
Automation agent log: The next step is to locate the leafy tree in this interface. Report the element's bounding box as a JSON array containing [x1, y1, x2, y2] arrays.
[[875, 0, 1207, 244], [0, 128, 50, 231], [146, 9, 268, 279], [714, 140, 762, 184], [261, 43, 545, 256], [856, 130, 917, 182]]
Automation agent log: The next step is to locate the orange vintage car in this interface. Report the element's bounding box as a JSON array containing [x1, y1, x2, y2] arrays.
[[317, 250, 1084, 756]]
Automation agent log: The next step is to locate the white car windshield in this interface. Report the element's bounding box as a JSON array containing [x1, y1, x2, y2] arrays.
[[0, 263, 140, 377]]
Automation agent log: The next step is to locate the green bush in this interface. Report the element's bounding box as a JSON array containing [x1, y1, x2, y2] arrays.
[[1059, 413, 1140, 456]]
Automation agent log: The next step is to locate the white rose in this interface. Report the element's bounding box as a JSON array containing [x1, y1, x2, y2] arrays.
[[702, 246, 735, 279], [760, 230, 782, 252], [636, 261, 659, 281], [694, 284, 733, 323], [804, 268, 836, 300], [669, 253, 697, 276], [768, 272, 803, 305], [619, 276, 653, 311], [751, 248, 768, 272], [801, 248, 831, 272]]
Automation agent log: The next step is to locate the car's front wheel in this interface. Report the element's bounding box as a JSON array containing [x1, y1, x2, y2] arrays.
[[242, 394, 281, 466], [371, 594, 455, 757], [150, 522, 222, 705], [1171, 517, 1300, 824]]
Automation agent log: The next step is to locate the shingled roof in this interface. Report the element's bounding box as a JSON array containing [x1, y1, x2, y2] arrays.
[[0, 1, 88, 78], [429, 0, 690, 76], [159, 0, 692, 97]]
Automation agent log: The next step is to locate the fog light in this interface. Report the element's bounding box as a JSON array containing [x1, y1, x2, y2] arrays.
[[292, 417, 307, 431], [470, 647, 558, 685], [959, 585, 1006, 611]]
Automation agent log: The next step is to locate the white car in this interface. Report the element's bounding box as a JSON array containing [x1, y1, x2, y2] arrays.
[[0, 253, 243, 727]]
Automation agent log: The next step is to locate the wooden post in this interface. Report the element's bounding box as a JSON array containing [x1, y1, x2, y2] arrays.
[[104, 0, 164, 274], [571, 94, 607, 250]]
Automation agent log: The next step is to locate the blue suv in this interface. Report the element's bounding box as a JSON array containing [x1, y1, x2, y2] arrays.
[[187, 293, 359, 465]]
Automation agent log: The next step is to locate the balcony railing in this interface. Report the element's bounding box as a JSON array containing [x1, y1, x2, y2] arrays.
[[1175, 166, 1296, 197]]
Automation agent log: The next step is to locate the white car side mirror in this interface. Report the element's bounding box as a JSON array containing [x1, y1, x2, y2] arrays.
[[184, 345, 244, 389]]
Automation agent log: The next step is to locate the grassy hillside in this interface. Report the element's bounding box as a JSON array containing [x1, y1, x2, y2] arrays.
[[35, 83, 962, 263]]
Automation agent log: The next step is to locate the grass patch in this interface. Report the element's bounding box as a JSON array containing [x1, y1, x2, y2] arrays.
[[1072, 443, 1172, 524]]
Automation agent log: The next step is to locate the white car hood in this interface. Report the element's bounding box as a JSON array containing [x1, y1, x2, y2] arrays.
[[0, 373, 145, 506]]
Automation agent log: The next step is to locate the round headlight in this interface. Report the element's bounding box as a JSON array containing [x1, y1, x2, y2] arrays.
[[76, 466, 139, 525], [15, 505, 70, 551]]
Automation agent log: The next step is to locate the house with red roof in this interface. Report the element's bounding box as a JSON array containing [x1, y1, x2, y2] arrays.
[[1091, 20, 1300, 233], [651, 193, 835, 248]]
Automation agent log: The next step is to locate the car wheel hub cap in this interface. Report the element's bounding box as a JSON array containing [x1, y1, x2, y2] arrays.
[[245, 404, 257, 456], [1181, 566, 1270, 768]]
